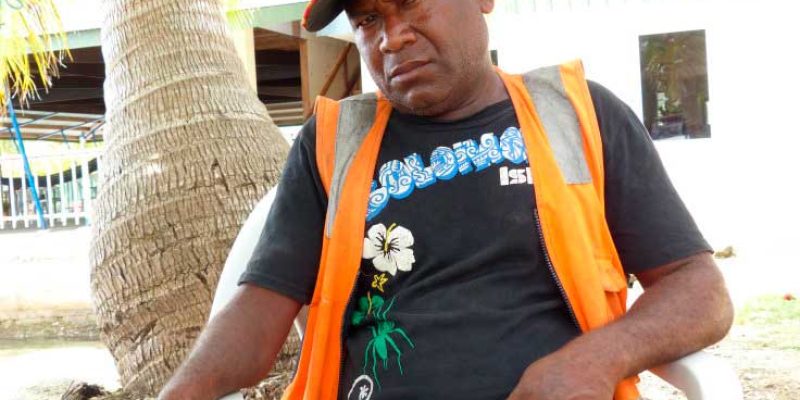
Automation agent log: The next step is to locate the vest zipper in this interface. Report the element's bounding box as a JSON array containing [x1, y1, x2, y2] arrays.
[[533, 209, 581, 331]]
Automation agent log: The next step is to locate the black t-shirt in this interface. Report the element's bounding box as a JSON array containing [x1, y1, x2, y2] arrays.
[[239, 82, 711, 400]]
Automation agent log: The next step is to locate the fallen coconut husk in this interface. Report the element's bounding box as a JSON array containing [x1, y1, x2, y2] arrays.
[[61, 381, 111, 400], [62, 386, 155, 400], [241, 372, 296, 400]]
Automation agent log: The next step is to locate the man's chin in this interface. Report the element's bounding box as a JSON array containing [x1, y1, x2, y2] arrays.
[[387, 90, 449, 117]]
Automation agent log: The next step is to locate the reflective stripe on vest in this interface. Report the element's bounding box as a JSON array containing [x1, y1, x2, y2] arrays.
[[523, 64, 592, 185], [323, 93, 379, 237], [284, 60, 639, 400]]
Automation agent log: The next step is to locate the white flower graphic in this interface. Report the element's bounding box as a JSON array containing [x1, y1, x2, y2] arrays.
[[362, 223, 415, 276]]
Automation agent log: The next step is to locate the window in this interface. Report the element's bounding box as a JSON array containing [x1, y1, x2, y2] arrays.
[[639, 30, 710, 140]]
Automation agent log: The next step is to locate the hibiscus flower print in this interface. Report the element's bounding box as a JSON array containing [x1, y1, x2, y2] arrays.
[[362, 223, 415, 276]]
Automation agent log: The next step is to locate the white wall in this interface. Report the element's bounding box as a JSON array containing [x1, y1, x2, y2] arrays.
[[491, 0, 800, 297]]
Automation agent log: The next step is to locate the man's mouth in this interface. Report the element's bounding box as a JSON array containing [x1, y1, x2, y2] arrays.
[[388, 60, 430, 81]]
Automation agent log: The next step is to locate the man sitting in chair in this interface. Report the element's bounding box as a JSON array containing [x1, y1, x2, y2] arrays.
[[160, 1, 733, 399]]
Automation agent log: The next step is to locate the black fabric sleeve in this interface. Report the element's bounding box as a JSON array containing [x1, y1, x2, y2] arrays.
[[589, 81, 712, 274], [237, 117, 326, 304]]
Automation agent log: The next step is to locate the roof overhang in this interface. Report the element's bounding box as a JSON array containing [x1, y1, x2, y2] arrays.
[[50, 0, 312, 51], [1, 110, 104, 143]]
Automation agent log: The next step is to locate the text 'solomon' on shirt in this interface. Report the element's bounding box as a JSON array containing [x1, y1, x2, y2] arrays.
[[239, 82, 711, 400]]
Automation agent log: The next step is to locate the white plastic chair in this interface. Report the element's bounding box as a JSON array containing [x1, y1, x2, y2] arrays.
[[211, 188, 743, 400]]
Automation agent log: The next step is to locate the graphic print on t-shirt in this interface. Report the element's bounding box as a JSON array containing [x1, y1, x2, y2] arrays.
[[356, 223, 416, 389], [362, 223, 416, 277], [347, 375, 375, 400], [366, 126, 529, 221]]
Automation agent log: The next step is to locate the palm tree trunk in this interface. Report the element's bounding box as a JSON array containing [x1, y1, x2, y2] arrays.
[[90, 0, 290, 396]]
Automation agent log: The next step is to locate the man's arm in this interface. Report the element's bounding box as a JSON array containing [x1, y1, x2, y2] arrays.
[[159, 284, 301, 400], [507, 252, 733, 399]]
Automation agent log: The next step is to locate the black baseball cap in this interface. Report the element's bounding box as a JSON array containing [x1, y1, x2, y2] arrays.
[[303, 0, 346, 32]]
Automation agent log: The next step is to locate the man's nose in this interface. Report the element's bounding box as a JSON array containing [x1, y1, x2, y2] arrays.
[[379, 15, 416, 53]]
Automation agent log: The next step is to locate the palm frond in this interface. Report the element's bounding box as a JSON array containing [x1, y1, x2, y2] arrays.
[[222, 0, 254, 30], [0, 0, 70, 116]]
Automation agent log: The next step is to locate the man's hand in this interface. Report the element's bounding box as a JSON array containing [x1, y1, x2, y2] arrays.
[[159, 284, 301, 400], [506, 342, 617, 400], [507, 252, 733, 399]]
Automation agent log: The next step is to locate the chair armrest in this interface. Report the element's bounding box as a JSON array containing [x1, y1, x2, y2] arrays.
[[218, 392, 244, 400], [650, 351, 742, 400]]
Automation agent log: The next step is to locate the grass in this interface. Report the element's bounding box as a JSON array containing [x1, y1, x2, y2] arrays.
[[737, 295, 800, 325], [734, 294, 800, 351]]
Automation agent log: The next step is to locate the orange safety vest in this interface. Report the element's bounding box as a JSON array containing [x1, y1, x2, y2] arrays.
[[282, 60, 640, 400]]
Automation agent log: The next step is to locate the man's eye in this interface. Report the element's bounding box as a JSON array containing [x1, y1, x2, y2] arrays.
[[357, 14, 378, 28], [402, 0, 419, 5]]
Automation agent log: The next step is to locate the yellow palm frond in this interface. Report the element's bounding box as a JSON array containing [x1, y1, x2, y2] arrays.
[[0, 0, 70, 116], [222, 0, 254, 31]]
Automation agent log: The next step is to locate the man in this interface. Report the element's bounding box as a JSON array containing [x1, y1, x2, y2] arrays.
[[160, 1, 733, 399]]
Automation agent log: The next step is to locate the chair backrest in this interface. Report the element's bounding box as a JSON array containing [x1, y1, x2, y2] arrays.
[[210, 187, 279, 318], [210, 186, 308, 339]]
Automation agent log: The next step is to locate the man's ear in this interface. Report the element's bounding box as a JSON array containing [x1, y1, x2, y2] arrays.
[[479, 0, 495, 14]]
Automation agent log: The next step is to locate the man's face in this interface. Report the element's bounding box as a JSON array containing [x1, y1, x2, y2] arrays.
[[345, 0, 495, 116]]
